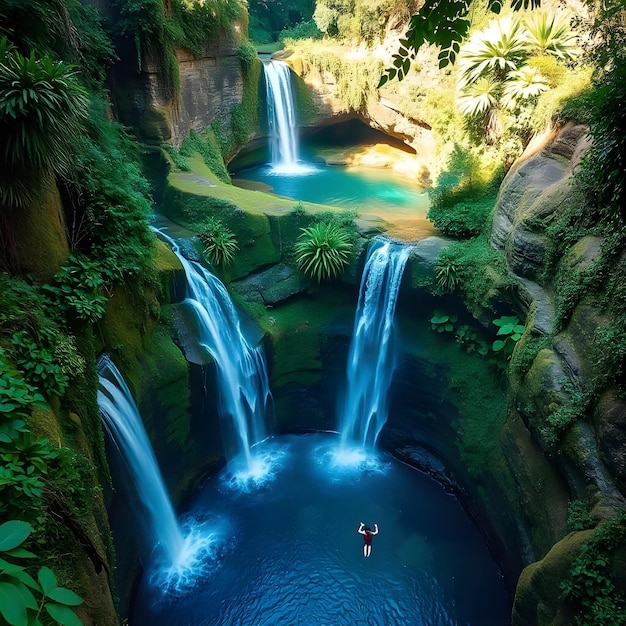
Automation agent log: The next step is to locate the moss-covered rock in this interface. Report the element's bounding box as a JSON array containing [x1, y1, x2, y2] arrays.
[[512, 530, 592, 626], [0, 178, 69, 280]]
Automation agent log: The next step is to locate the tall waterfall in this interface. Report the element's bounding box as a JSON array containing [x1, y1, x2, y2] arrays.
[[339, 239, 411, 449], [97, 355, 184, 566], [156, 230, 273, 471], [264, 60, 302, 173]]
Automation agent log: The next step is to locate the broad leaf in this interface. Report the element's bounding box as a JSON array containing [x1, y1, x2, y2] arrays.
[[0, 581, 28, 626], [44, 603, 83, 626], [492, 339, 506, 351], [47, 587, 82, 607], [0, 521, 32, 551], [38, 566, 57, 596]]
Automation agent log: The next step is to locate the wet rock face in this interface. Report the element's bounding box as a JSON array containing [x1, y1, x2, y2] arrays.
[[490, 123, 590, 281], [111, 27, 246, 147], [594, 390, 626, 493]]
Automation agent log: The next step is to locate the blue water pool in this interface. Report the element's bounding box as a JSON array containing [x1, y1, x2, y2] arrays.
[[233, 162, 431, 217], [131, 433, 510, 625]]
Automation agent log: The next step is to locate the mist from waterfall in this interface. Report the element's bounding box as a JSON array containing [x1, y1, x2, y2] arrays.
[[338, 239, 411, 450], [154, 229, 273, 477]]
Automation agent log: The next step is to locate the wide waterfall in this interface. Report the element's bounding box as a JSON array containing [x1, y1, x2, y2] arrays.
[[339, 239, 411, 449], [97, 355, 185, 566], [155, 229, 273, 473], [263, 60, 307, 174]]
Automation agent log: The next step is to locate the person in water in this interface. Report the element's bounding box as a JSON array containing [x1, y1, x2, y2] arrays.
[[358, 522, 379, 557]]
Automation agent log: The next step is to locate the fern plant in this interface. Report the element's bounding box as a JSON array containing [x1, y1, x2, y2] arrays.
[[199, 218, 239, 267], [294, 222, 352, 281]]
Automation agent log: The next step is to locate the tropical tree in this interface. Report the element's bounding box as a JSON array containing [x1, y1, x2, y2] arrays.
[[0, 39, 88, 209], [524, 11, 580, 59], [456, 16, 530, 88], [501, 65, 549, 107]]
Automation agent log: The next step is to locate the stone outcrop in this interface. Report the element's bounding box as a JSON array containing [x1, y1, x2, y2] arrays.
[[491, 123, 591, 280], [111, 24, 247, 147], [492, 124, 626, 622]]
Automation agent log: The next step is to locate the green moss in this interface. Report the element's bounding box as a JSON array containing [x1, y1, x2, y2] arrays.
[[231, 55, 263, 147], [241, 285, 355, 389], [139, 320, 191, 449], [139, 105, 172, 144]]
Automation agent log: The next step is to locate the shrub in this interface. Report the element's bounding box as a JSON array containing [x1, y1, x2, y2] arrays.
[[0, 40, 88, 209], [0, 520, 83, 626], [561, 511, 626, 626], [199, 218, 239, 267], [294, 222, 352, 281]]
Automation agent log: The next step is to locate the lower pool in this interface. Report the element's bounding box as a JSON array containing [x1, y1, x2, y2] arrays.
[[130, 433, 510, 625]]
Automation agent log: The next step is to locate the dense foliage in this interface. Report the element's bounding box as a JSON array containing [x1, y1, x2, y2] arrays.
[[248, 0, 315, 43], [313, 0, 420, 45], [562, 512, 626, 625], [0, 520, 84, 626], [0, 40, 88, 210]]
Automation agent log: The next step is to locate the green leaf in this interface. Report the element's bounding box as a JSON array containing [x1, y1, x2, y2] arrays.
[[5, 548, 36, 559], [497, 323, 515, 335], [513, 325, 526, 334], [0, 581, 28, 626], [0, 521, 32, 551], [47, 587, 82, 607], [492, 339, 506, 352], [44, 603, 83, 626], [37, 567, 57, 596]]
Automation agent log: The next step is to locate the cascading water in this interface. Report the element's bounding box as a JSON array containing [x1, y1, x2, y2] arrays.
[[338, 239, 411, 450], [155, 229, 273, 478], [263, 60, 310, 174], [98, 354, 217, 587], [97, 355, 184, 566]]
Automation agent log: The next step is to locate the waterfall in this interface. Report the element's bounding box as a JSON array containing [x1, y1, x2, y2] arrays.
[[339, 239, 411, 449], [264, 60, 302, 173], [155, 229, 273, 471], [97, 355, 184, 566]]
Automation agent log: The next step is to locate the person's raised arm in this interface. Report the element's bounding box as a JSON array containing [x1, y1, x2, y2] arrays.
[[358, 522, 365, 534], [372, 523, 379, 535]]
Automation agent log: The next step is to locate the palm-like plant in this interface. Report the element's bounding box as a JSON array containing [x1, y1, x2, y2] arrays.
[[457, 16, 530, 88], [501, 65, 549, 108], [294, 222, 352, 281], [524, 11, 580, 60], [0, 40, 88, 209], [199, 218, 239, 267], [457, 76, 500, 116]]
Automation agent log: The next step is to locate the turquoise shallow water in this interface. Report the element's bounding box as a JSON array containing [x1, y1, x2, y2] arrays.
[[131, 433, 510, 625], [233, 162, 431, 218]]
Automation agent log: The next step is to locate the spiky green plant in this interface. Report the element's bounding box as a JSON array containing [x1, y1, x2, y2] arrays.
[[501, 65, 549, 108], [294, 222, 352, 281], [0, 39, 88, 209], [457, 16, 530, 88], [457, 76, 499, 116], [524, 11, 580, 60], [435, 258, 462, 292], [199, 218, 239, 267]]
